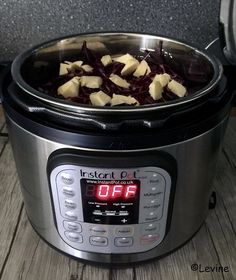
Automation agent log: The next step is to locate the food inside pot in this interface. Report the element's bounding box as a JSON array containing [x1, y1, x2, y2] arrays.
[[37, 41, 208, 107]]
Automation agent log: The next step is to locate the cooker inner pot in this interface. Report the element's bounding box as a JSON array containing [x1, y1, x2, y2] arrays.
[[12, 33, 220, 115]]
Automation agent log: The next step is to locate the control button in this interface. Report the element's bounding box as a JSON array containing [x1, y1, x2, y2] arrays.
[[141, 223, 160, 235], [63, 221, 82, 232], [140, 234, 160, 245], [62, 187, 75, 197], [65, 231, 83, 243], [65, 211, 78, 221], [114, 237, 133, 247], [143, 210, 161, 222], [143, 190, 164, 198], [152, 173, 159, 178], [61, 172, 74, 185], [150, 198, 158, 204], [115, 226, 134, 237], [89, 226, 108, 235], [65, 199, 77, 209], [149, 173, 164, 185], [143, 203, 161, 210], [89, 236, 108, 247], [143, 195, 164, 208]]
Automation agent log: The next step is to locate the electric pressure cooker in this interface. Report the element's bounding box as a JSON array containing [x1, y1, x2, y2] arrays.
[[0, 1, 235, 267]]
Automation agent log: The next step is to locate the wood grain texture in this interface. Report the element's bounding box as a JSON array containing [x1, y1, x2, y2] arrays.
[[0, 143, 23, 277], [0, 107, 5, 130], [0, 110, 235, 280]]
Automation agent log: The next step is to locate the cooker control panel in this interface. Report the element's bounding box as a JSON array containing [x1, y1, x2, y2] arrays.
[[49, 165, 172, 254]]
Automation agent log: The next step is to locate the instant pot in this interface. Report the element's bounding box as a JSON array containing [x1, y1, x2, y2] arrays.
[[0, 1, 235, 267]]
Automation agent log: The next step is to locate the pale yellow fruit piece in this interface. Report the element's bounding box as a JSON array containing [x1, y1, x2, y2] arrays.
[[57, 77, 80, 98], [113, 53, 136, 64], [59, 63, 71, 75], [109, 74, 130, 88], [149, 80, 163, 100], [153, 73, 171, 87], [121, 59, 139, 76], [80, 76, 103, 88], [110, 94, 139, 106], [81, 64, 93, 72], [59, 61, 84, 75], [89, 91, 111, 106], [101, 55, 112, 66], [133, 60, 151, 77], [168, 80, 187, 97]]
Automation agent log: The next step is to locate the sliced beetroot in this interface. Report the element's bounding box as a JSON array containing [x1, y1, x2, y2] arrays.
[[38, 41, 207, 106]]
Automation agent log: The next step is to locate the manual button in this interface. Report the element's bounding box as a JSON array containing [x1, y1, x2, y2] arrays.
[[114, 237, 133, 247], [115, 226, 134, 237], [89, 236, 108, 247]]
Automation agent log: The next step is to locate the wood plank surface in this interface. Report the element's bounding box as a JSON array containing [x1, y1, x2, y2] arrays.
[[0, 109, 235, 280], [0, 107, 5, 130], [0, 143, 24, 278]]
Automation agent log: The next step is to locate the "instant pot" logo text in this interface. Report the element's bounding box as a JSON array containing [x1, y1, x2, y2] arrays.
[[80, 169, 136, 180]]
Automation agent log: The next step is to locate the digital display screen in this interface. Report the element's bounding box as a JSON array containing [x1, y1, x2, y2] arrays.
[[81, 179, 140, 224], [86, 183, 138, 200]]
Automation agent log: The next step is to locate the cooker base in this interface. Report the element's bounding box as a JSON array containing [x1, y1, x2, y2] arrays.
[[28, 216, 204, 268]]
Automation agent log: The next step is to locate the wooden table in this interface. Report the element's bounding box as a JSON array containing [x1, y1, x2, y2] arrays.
[[0, 106, 235, 280]]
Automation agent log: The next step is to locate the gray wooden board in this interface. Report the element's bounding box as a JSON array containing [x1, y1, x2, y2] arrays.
[[0, 117, 235, 280], [0, 108, 4, 131]]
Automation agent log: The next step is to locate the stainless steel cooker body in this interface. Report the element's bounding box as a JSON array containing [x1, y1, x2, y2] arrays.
[[5, 112, 228, 265], [1, 32, 233, 265]]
